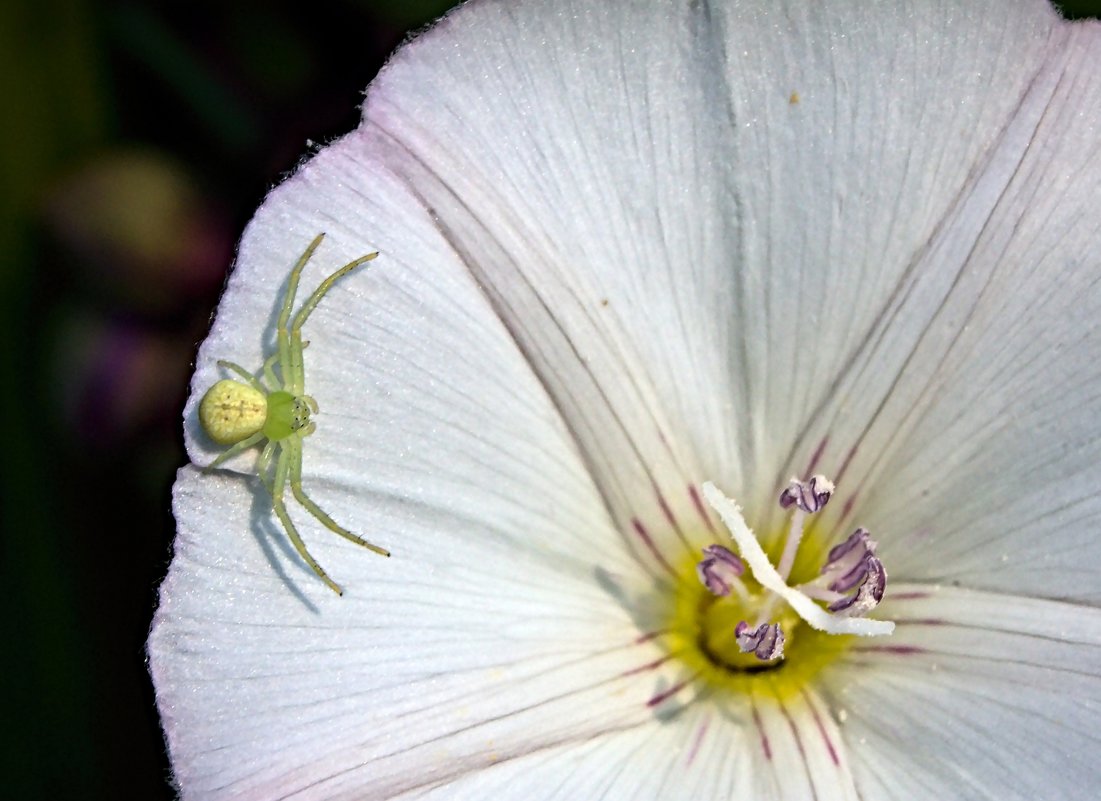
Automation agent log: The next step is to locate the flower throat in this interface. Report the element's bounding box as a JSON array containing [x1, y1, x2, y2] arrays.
[[663, 476, 894, 697]]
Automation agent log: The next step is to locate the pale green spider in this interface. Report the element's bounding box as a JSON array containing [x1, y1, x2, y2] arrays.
[[198, 233, 389, 595]]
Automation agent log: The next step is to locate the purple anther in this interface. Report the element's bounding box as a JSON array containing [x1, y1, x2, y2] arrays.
[[779, 475, 835, 514], [828, 556, 887, 617], [697, 544, 745, 596], [735, 620, 785, 661], [821, 528, 878, 586]]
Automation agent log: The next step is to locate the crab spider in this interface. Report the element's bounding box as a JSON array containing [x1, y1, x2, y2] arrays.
[[197, 233, 389, 595]]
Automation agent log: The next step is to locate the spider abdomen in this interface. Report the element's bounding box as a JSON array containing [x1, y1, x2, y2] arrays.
[[199, 379, 268, 445]]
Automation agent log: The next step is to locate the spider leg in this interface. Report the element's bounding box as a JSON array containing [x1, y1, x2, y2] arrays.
[[283, 327, 305, 397], [267, 436, 344, 596], [292, 251, 378, 333], [205, 431, 265, 471], [262, 351, 281, 389], [284, 250, 378, 395], [256, 439, 278, 488], [287, 436, 390, 557], [277, 234, 327, 395], [217, 360, 267, 393]]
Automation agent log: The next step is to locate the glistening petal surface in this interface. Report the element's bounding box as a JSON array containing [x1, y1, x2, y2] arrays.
[[364, 0, 1101, 597], [830, 585, 1101, 800], [153, 152, 673, 797]]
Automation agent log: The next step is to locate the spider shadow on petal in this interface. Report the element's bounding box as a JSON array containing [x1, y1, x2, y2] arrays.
[[244, 475, 322, 614]]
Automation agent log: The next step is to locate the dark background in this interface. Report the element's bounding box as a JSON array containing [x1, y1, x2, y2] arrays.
[[2, 1, 457, 798], [1, 1, 1096, 798]]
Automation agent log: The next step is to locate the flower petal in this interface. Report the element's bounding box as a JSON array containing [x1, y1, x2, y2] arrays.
[[360, 0, 1080, 541], [751, 11, 1101, 600], [366, 0, 754, 557], [394, 704, 764, 800], [749, 687, 860, 801], [151, 468, 676, 798], [830, 584, 1101, 798], [182, 142, 648, 578], [158, 148, 687, 793], [155, 1, 1101, 798]]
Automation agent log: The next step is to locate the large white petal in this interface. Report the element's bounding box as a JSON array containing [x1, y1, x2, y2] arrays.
[[152, 468, 671, 799], [399, 689, 858, 801], [366, 0, 750, 558], [360, 0, 1089, 555], [153, 0, 1101, 797], [705, 0, 1070, 513], [180, 140, 644, 579], [826, 585, 1101, 799], [849, 14, 1101, 601], [394, 704, 760, 800], [154, 146, 689, 795], [748, 687, 860, 801]]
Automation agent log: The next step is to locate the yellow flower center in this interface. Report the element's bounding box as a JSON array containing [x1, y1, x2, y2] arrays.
[[661, 525, 856, 702]]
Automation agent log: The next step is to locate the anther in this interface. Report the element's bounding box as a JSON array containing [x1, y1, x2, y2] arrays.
[[827, 556, 887, 617], [735, 620, 785, 661], [777, 474, 835, 580], [779, 474, 835, 514], [697, 544, 747, 599], [820, 528, 878, 591]]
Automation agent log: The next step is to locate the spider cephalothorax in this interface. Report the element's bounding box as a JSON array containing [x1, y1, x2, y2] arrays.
[[197, 233, 389, 595]]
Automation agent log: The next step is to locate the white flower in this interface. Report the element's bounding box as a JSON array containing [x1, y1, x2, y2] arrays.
[[149, 0, 1101, 798]]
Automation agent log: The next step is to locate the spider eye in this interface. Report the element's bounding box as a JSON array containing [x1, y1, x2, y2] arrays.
[[290, 398, 313, 431], [199, 379, 268, 445]]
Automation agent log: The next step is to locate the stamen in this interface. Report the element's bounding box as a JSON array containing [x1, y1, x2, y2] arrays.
[[824, 527, 877, 570], [820, 528, 879, 592], [801, 528, 887, 616], [701, 482, 894, 637], [828, 556, 887, 617], [697, 544, 748, 600], [735, 621, 785, 661], [779, 474, 834, 514], [776, 475, 834, 581]]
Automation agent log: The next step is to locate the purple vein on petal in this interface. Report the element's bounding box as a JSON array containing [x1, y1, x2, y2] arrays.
[[834, 444, 859, 485], [646, 674, 697, 709], [621, 653, 680, 677], [685, 714, 710, 767], [850, 644, 928, 655], [655, 485, 692, 553], [805, 436, 829, 476], [750, 701, 772, 760], [689, 483, 718, 535], [631, 517, 677, 577], [635, 629, 669, 645], [839, 493, 858, 524], [779, 700, 819, 801], [801, 689, 840, 767]]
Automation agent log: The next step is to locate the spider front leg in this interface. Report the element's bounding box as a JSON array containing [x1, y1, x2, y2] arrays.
[[266, 434, 346, 596], [274, 234, 326, 395], [283, 244, 378, 395]]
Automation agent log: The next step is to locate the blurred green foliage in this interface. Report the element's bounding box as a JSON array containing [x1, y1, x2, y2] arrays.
[[0, 0, 1097, 798]]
